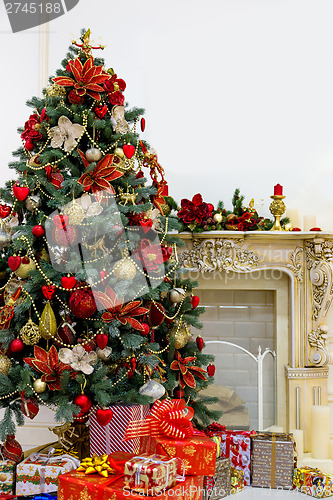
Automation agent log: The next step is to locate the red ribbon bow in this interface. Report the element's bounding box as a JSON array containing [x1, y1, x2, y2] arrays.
[[124, 399, 194, 441]]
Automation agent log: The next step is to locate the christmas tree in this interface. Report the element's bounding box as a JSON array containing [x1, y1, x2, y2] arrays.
[[0, 29, 219, 441]]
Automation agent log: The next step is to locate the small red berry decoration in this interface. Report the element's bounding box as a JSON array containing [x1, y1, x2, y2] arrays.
[[207, 363, 216, 377], [196, 336, 204, 352], [191, 295, 200, 309], [73, 394, 92, 413], [32, 225, 45, 237], [140, 323, 150, 336], [9, 339, 24, 353]]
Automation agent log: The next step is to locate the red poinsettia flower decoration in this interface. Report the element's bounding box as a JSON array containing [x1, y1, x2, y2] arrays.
[[178, 194, 211, 226], [78, 151, 124, 194], [24, 346, 71, 391], [95, 286, 149, 332], [134, 239, 171, 272], [170, 350, 208, 388], [21, 113, 43, 150], [237, 212, 263, 231], [103, 74, 126, 106], [53, 57, 110, 101]]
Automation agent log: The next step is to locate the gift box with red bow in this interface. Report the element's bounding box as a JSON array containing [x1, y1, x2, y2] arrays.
[[89, 404, 150, 456], [207, 427, 254, 486], [125, 399, 217, 476]]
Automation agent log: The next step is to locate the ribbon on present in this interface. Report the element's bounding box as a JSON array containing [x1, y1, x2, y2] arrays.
[[124, 399, 194, 441], [131, 455, 185, 491], [253, 432, 297, 489], [77, 454, 114, 477], [205, 422, 226, 437], [27, 448, 80, 493]]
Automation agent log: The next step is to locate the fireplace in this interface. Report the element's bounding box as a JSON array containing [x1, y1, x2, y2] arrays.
[[179, 231, 333, 451]]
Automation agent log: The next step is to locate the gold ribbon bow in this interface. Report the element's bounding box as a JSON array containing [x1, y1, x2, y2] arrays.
[[77, 454, 115, 477]]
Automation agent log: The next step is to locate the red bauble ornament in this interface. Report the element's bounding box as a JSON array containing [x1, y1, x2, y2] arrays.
[[42, 285, 56, 300], [32, 225, 45, 237], [0, 204, 11, 219], [54, 318, 75, 347], [148, 303, 165, 328], [21, 256, 30, 265], [52, 224, 79, 246], [173, 387, 185, 399], [13, 183, 29, 201], [73, 394, 92, 413], [196, 336, 204, 352], [139, 219, 153, 233], [207, 363, 216, 377], [3, 435, 23, 463], [8, 256, 21, 272], [96, 408, 113, 426], [69, 289, 97, 318], [96, 333, 108, 350], [9, 339, 24, 353], [140, 117, 146, 132], [191, 295, 200, 309], [94, 104, 108, 119], [68, 89, 85, 104], [131, 356, 136, 372], [123, 144, 135, 159], [207, 203, 214, 212], [20, 395, 39, 419], [61, 276, 77, 290], [50, 171, 64, 189], [25, 140, 34, 151], [140, 323, 150, 336]]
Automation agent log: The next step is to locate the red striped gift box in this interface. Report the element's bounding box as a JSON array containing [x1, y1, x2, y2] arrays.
[[89, 404, 150, 455]]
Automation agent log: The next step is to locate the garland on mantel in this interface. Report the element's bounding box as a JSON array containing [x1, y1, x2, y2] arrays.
[[177, 189, 289, 233]]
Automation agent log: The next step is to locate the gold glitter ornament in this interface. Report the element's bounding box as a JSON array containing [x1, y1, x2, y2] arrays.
[[159, 203, 171, 216], [113, 257, 137, 280], [170, 322, 192, 349], [63, 200, 85, 225], [15, 258, 36, 279], [46, 84, 67, 98], [19, 318, 41, 345], [114, 147, 125, 159], [33, 378, 47, 393], [0, 354, 11, 375], [39, 302, 57, 340]]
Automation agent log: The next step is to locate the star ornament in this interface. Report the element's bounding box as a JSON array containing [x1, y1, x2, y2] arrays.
[[49, 116, 84, 152], [53, 57, 110, 101]]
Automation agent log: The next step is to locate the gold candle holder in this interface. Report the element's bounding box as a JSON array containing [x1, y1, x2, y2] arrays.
[[269, 195, 286, 231]]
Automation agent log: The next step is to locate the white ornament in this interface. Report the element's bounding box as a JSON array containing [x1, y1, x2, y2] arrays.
[[85, 148, 102, 163], [26, 195, 41, 212], [0, 230, 11, 249], [169, 288, 186, 304], [49, 116, 84, 152], [138, 379, 165, 401], [213, 213, 223, 223], [59, 344, 97, 375]]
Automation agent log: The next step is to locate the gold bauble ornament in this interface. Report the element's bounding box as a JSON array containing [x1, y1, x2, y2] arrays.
[[170, 322, 192, 349], [39, 302, 57, 340], [113, 257, 137, 280], [33, 378, 47, 393], [284, 222, 293, 231], [225, 214, 238, 230], [0, 354, 11, 375], [46, 84, 67, 97], [213, 213, 223, 223], [15, 258, 36, 279], [169, 288, 185, 304], [85, 148, 102, 163], [159, 203, 171, 216], [19, 318, 41, 346], [114, 147, 125, 159]]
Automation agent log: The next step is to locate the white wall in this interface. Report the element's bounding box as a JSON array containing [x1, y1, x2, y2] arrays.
[[1, 0, 333, 439]]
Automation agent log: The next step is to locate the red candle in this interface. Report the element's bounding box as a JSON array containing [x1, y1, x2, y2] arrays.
[[274, 184, 283, 196]]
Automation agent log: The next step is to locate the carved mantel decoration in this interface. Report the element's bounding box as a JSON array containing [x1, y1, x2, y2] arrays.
[[177, 231, 333, 448]]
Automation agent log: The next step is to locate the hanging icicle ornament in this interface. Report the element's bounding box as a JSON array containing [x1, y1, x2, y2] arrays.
[[39, 302, 57, 340]]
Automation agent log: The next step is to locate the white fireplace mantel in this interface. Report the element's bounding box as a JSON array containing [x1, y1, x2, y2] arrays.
[[177, 230, 333, 450]]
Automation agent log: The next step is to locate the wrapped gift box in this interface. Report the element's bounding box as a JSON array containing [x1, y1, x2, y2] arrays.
[[218, 430, 253, 485], [203, 457, 230, 500], [140, 433, 217, 476], [58, 470, 204, 500], [16, 453, 79, 495], [251, 433, 295, 489], [90, 404, 150, 455], [293, 467, 333, 498], [0, 461, 15, 495], [124, 453, 178, 495], [231, 466, 244, 493]]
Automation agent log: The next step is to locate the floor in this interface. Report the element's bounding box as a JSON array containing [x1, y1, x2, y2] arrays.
[[229, 488, 307, 498]]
